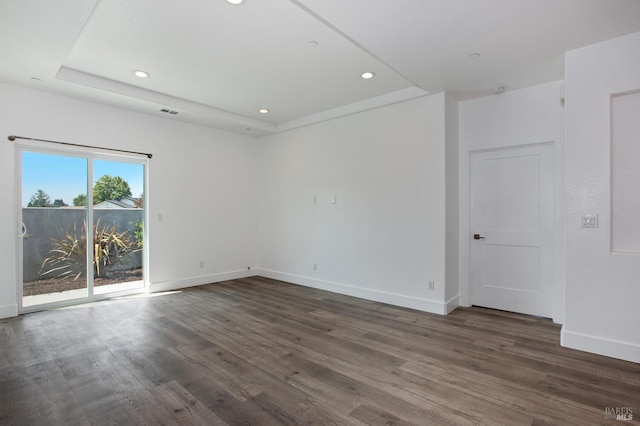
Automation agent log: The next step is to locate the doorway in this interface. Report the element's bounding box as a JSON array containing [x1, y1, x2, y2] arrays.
[[18, 147, 147, 311], [469, 143, 555, 318]]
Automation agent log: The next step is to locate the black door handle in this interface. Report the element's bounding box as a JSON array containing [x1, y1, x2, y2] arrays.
[[473, 234, 485, 240]]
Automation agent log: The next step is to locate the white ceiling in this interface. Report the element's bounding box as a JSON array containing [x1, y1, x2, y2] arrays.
[[1, 0, 640, 136]]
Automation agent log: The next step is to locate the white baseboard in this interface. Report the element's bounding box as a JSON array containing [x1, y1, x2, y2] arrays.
[[0, 304, 18, 319], [256, 268, 452, 315], [445, 294, 460, 314], [561, 327, 640, 363], [149, 269, 255, 293]]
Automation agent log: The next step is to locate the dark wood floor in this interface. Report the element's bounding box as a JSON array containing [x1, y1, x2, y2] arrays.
[[1, 277, 638, 425]]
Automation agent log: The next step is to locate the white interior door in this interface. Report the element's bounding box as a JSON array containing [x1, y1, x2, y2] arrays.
[[470, 143, 554, 318]]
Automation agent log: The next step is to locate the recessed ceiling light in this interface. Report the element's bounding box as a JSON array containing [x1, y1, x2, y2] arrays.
[[468, 53, 481, 60], [259, 108, 269, 114], [226, 0, 244, 4], [361, 71, 375, 79], [308, 40, 319, 48], [133, 70, 150, 78]]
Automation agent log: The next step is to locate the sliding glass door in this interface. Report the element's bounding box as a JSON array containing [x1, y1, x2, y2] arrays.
[[21, 152, 89, 306], [92, 159, 145, 296], [19, 148, 146, 310]]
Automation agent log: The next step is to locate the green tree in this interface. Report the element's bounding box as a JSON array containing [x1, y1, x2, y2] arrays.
[[27, 189, 52, 207], [93, 175, 132, 204], [53, 199, 68, 207], [73, 193, 87, 206]]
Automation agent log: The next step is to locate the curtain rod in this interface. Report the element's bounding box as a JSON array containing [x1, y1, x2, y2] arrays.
[[7, 135, 153, 159]]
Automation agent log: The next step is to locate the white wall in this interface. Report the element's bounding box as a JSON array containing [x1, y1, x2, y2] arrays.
[[459, 81, 565, 143], [0, 82, 258, 318], [563, 31, 640, 363], [256, 93, 458, 314], [458, 80, 566, 323], [445, 94, 459, 302]]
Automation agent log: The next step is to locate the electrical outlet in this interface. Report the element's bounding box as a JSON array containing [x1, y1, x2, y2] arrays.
[[313, 263, 318, 271], [581, 215, 599, 228], [428, 280, 435, 291], [199, 261, 204, 268], [331, 195, 337, 204]]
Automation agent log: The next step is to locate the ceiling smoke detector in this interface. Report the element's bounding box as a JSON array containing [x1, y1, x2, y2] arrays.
[[492, 86, 505, 95]]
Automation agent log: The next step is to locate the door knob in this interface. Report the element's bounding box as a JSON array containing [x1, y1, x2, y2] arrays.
[[473, 234, 485, 240], [19, 222, 27, 238]]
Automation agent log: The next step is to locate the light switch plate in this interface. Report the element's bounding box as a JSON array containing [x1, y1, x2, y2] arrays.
[[581, 214, 599, 228]]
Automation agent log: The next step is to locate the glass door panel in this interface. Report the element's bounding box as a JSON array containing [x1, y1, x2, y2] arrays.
[[92, 159, 145, 295], [21, 152, 89, 307], [20, 149, 147, 310]]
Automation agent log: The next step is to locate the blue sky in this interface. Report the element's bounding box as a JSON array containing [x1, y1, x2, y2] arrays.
[[22, 152, 144, 207]]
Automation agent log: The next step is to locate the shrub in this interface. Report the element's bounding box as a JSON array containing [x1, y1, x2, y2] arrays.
[[131, 218, 143, 248], [40, 219, 140, 280]]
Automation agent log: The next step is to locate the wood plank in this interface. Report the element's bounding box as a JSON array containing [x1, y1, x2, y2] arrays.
[[153, 380, 229, 425], [350, 404, 422, 426], [1, 277, 638, 425]]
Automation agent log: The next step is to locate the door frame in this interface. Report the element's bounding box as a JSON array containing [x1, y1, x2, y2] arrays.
[[458, 132, 565, 323], [15, 140, 150, 313]]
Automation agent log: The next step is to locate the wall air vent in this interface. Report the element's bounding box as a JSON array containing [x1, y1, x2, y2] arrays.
[[160, 109, 179, 115]]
